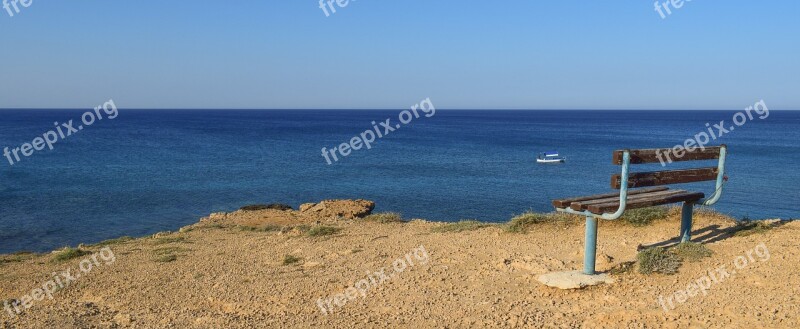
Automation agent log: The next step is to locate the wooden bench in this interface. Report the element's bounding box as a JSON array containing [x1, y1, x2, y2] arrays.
[[552, 145, 728, 276]]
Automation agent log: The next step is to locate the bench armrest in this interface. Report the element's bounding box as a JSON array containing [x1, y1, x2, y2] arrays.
[[599, 150, 630, 220], [697, 145, 727, 206], [554, 151, 631, 220]]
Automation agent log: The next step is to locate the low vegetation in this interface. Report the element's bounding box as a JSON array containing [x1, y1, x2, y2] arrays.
[[620, 207, 669, 226], [505, 212, 577, 233], [671, 242, 713, 262], [152, 236, 189, 245], [363, 212, 404, 223], [432, 220, 489, 233], [240, 203, 293, 211], [693, 207, 731, 221], [152, 246, 191, 263], [609, 261, 637, 275], [155, 254, 178, 263], [1, 251, 36, 265], [237, 225, 283, 232], [637, 247, 682, 275], [638, 242, 713, 274], [51, 247, 92, 263], [91, 236, 134, 247], [306, 226, 340, 237], [733, 220, 773, 237], [282, 255, 302, 265]]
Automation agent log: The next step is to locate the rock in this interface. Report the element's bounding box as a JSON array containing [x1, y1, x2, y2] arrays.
[[298, 199, 375, 219], [299, 203, 316, 212], [152, 231, 172, 238]]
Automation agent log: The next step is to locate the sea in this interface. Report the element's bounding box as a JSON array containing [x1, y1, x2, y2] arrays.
[[1, 110, 798, 253]]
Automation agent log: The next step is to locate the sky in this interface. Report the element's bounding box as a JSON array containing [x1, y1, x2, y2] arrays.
[[0, 1, 797, 110]]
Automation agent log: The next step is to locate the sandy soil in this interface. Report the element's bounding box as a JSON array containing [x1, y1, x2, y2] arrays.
[[0, 200, 797, 328]]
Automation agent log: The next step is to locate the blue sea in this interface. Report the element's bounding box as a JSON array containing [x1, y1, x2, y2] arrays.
[[1, 110, 798, 253]]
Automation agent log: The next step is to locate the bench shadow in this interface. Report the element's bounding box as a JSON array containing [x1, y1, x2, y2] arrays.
[[638, 220, 792, 250]]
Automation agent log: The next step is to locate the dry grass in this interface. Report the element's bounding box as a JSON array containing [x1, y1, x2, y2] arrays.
[[51, 248, 92, 263], [91, 236, 135, 247], [237, 225, 283, 232], [431, 220, 490, 233], [620, 207, 669, 226], [282, 255, 302, 265], [152, 246, 191, 263], [0, 251, 37, 265], [733, 221, 773, 237], [609, 261, 637, 275], [671, 242, 713, 262], [363, 212, 404, 223], [637, 247, 682, 275], [152, 236, 189, 245], [505, 212, 578, 233], [638, 242, 713, 274], [306, 226, 340, 237]]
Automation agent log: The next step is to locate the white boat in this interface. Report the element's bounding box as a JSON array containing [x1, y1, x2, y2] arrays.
[[537, 151, 566, 164]]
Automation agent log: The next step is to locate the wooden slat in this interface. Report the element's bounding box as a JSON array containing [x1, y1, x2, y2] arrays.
[[587, 191, 704, 214], [552, 187, 669, 208], [611, 167, 719, 189], [570, 189, 688, 211], [612, 146, 723, 165]]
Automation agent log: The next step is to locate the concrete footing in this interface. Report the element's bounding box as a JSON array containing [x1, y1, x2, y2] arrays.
[[537, 270, 615, 289]]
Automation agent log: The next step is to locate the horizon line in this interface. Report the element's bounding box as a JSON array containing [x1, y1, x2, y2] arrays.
[[1, 108, 797, 111]]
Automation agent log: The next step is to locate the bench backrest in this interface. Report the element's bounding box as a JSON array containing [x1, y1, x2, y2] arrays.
[[610, 146, 725, 189]]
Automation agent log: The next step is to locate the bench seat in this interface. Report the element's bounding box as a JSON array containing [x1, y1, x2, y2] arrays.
[[553, 187, 704, 214]]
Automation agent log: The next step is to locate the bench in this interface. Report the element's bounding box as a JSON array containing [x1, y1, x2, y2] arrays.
[[552, 145, 728, 276]]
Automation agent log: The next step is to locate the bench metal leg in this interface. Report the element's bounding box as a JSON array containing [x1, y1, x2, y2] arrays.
[[584, 216, 598, 275], [680, 202, 694, 243]]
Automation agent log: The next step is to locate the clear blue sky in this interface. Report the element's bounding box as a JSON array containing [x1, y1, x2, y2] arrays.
[[0, 1, 797, 109]]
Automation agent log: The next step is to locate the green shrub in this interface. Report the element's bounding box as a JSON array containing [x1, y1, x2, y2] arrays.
[[51, 248, 91, 263], [671, 242, 713, 262], [505, 212, 551, 233], [307, 226, 340, 237], [432, 220, 489, 233], [637, 247, 682, 275], [363, 212, 404, 223], [734, 220, 772, 237], [621, 207, 669, 226]]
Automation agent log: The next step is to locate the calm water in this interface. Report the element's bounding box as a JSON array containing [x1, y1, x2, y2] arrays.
[[0, 110, 798, 253]]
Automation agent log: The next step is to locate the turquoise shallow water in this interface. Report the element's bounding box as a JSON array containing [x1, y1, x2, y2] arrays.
[[0, 110, 798, 253]]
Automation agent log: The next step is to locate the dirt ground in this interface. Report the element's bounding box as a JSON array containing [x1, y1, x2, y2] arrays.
[[1, 200, 797, 328]]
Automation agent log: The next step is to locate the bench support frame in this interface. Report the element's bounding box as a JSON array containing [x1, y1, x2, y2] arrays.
[[551, 146, 727, 281], [584, 216, 598, 275], [680, 202, 694, 243]]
